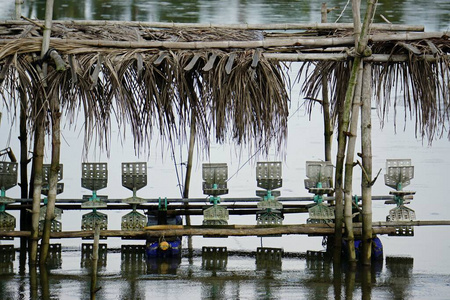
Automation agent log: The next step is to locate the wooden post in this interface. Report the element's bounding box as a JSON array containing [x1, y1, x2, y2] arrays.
[[39, 0, 58, 265], [17, 2, 29, 264], [343, 62, 363, 264], [91, 225, 100, 299], [15, 0, 21, 19], [29, 112, 44, 265], [40, 92, 61, 264], [334, 0, 377, 264], [361, 63, 373, 265], [183, 115, 195, 252], [352, 0, 362, 47], [321, 3, 333, 167]]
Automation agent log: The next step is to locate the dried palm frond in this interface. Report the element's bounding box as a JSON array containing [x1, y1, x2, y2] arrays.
[[299, 60, 351, 128]]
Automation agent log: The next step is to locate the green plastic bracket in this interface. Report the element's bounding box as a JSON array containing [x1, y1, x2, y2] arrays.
[[209, 184, 221, 205], [313, 182, 323, 204], [158, 197, 168, 211], [264, 190, 274, 201], [90, 190, 99, 201]]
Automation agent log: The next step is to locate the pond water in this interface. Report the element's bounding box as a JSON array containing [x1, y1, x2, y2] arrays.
[[1, 0, 450, 299]]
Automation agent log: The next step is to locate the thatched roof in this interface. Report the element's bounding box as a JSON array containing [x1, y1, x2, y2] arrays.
[[1, 19, 450, 152]]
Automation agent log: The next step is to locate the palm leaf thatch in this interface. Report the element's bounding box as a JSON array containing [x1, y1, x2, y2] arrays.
[[0, 24, 290, 154], [300, 37, 450, 143], [1, 20, 450, 153]]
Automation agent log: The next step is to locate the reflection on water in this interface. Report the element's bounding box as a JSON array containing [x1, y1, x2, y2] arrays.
[[0, 246, 421, 300], [1, 0, 449, 31]]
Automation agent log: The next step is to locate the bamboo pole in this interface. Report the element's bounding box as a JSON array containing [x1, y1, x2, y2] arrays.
[[40, 1, 53, 59], [343, 61, 363, 264], [0, 33, 447, 57], [17, 2, 29, 264], [0, 225, 397, 238], [91, 225, 100, 299], [321, 3, 332, 163], [340, 0, 363, 265], [2, 220, 449, 238], [183, 115, 195, 252], [15, 0, 21, 19], [361, 63, 373, 265], [264, 53, 449, 62], [352, 0, 362, 47], [38, 0, 56, 266], [321, 3, 334, 204], [0, 30, 444, 51], [0, 19, 425, 31], [29, 107, 44, 265], [334, 0, 378, 264], [40, 93, 61, 265], [19, 86, 29, 265]]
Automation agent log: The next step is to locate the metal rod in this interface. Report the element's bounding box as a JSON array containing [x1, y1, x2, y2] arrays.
[[8, 195, 396, 203]]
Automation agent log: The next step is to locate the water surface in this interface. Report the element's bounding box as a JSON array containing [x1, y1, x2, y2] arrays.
[[1, 1, 450, 299]]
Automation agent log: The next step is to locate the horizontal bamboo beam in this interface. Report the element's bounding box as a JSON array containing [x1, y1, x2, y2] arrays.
[[369, 220, 450, 227], [0, 20, 425, 31], [2, 220, 448, 239], [0, 224, 396, 238], [264, 53, 449, 62], [0, 32, 446, 52]]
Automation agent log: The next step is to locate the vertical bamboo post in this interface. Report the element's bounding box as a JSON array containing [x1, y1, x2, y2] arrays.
[[329, 0, 342, 261], [40, 93, 61, 264], [17, 1, 29, 263], [361, 63, 373, 265], [30, 0, 55, 266], [321, 4, 335, 208], [333, 120, 345, 263], [183, 117, 195, 209], [321, 3, 333, 165], [343, 62, 363, 264], [15, 0, 21, 19], [183, 115, 195, 252], [19, 87, 28, 265], [29, 115, 44, 265], [41, 0, 54, 60], [91, 225, 100, 299], [352, 0, 362, 47], [38, 0, 57, 265], [183, 76, 200, 253], [334, 0, 377, 264]]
